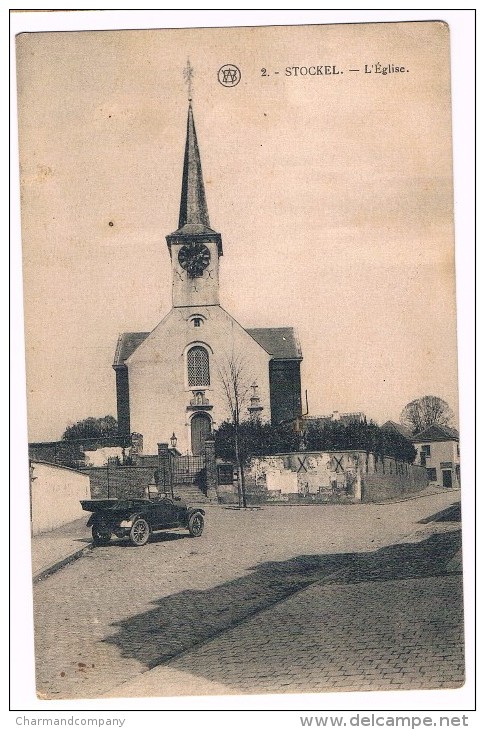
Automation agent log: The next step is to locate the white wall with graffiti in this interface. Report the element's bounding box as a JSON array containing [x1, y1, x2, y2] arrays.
[[247, 451, 363, 502], [244, 450, 428, 503]]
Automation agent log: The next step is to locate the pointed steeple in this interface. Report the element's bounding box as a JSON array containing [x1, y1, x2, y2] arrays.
[[178, 103, 211, 230], [167, 101, 222, 257]]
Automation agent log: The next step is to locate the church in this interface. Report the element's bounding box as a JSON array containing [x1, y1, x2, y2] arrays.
[[113, 100, 303, 456]]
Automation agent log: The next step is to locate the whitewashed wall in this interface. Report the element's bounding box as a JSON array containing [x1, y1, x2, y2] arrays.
[[30, 461, 90, 535], [248, 451, 363, 501], [245, 451, 427, 503], [84, 446, 123, 467]]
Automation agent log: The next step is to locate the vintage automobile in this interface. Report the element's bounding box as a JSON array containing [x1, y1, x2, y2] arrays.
[[80, 496, 205, 547]]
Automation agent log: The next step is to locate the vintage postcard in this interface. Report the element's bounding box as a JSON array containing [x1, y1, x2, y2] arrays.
[[14, 19, 468, 706]]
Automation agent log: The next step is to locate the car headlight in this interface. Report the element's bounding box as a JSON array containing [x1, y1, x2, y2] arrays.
[[119, 520, 133, 528]]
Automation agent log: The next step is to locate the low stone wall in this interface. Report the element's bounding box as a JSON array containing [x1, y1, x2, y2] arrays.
[[215, 484, 239, 504], [244, 451, 362, 505], [360, 454, 428, 502], [240, 451, 427, 505], [30, 461, 90, 535]]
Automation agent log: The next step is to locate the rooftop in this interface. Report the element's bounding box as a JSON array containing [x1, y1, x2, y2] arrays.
[[113, 332, 150, 367], [247, 327, 302, 360], [413, 424, 459, 442], [381, 420, 414, 439]]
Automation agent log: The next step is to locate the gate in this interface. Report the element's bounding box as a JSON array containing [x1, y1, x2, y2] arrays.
[[169, 453, 207, 496]]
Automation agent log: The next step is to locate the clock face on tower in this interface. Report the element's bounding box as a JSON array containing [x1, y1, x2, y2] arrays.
[[178, 243, 211, 278]]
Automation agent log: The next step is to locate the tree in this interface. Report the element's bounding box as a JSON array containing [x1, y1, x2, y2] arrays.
[[399, 396, 454, 436], [214, 420, 300, 464], [217, 354, 254, 508], [62, 415, 118, 441], [214, 417, 416, 466], [304, 419, 416, 463]]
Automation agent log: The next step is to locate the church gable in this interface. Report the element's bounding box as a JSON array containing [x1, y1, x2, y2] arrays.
[[125, 306, 272, 368], [122, 306, 273, 454]]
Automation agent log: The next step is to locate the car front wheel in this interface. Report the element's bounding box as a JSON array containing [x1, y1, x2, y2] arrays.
[[92, 525, 111, 546], [188, 512, 204, 537], [129, 518, 150, 547]]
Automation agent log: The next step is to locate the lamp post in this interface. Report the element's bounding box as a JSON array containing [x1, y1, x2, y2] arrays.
[[169, 433, 177, 498]]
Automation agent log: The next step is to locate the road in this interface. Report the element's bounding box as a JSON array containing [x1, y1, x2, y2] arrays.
[[33, 492, 463, 700]]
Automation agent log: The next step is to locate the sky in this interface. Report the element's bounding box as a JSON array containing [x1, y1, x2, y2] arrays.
[[15, 21, 460, 442]]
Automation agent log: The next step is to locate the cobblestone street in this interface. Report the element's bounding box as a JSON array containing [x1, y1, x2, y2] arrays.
[[33, 493, 464, 700], [112, 573, 462, 698]]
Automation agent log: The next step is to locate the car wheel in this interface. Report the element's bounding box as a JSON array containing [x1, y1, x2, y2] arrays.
[[92, 525, 111, 546], [129, 518, 150, 547], [188, 512, 204, 537]]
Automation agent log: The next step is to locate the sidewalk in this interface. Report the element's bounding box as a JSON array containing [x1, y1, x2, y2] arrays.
[[372, 484, 460, 505], [32, 517, 92, 582]]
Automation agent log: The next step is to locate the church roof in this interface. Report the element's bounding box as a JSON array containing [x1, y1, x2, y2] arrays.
[[113, 332, 150, 367], [113, 326, 302, 366], [246, 327, 302, 360]]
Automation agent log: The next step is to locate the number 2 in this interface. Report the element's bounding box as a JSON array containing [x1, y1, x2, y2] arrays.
[[261, 68, 268, 76]]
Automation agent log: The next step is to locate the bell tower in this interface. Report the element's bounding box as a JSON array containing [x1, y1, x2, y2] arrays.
[[166, 99, 223, 308]]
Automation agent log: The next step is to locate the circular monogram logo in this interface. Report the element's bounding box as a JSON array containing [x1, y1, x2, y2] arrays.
[[218, 64, 241, 87]]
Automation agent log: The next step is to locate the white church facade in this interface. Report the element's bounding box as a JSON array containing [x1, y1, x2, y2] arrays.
[[113, 102, 302, 456]]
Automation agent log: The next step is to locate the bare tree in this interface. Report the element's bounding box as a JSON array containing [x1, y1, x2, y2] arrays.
[[400, 395, 455, 435], [218, 353, 254, 508]]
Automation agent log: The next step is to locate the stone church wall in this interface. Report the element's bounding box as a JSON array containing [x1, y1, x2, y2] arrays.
[[269, 360, 302, 425]]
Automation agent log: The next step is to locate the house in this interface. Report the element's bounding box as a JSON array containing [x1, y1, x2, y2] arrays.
[[413, 424, 460, 489], [113, 100, 303, 455], [381, 420, 414, 440]]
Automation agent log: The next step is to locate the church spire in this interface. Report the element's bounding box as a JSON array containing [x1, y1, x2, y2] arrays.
[[166, 69, 222, 258], [178, 102, 211, 230]]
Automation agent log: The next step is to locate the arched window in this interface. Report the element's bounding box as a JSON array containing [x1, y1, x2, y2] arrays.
[[187, 346, 210, 387]]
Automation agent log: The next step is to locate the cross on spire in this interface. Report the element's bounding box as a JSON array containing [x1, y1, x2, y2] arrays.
[[183, 59, 194, 102]]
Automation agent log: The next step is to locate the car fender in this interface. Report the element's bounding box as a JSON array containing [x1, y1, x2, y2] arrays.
[[120, 512, 147, 528], [87, 512, 119, 529], [185, 507, 205, 525], [89, 511, 144, 529]]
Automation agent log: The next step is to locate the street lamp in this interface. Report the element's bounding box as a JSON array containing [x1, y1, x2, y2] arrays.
[[170, 432, 178, 449]]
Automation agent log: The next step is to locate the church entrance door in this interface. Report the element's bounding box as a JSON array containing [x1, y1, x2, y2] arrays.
[[191, 413, 212, 456]]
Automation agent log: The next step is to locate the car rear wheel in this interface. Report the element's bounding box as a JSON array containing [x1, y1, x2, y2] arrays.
[[129, 518, 150, 547], [188, 512, 204, 537], [92, 525, 111, 546]]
